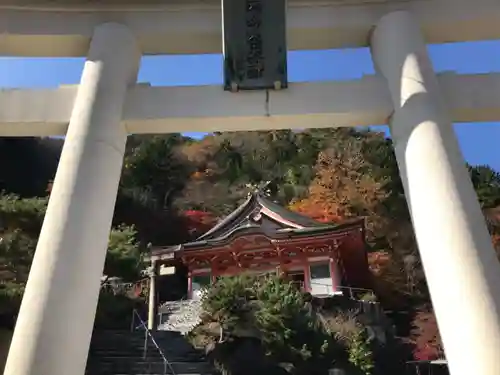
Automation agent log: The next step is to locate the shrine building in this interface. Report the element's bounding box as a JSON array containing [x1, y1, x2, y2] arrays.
[[149, 190, 371, 300]]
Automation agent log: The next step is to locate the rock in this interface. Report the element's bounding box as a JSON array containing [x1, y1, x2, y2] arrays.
[[158, 300, 202, 334]]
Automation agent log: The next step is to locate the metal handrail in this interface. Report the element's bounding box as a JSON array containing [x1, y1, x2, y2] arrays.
[[101, 278, 149, 296], [335, 285, 375, 299], [305, 281, 375, 299], [131, 309, 176, 375]]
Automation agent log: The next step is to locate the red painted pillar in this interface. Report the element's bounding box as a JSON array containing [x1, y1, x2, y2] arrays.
[[276, 263, 284, 278], [329, 257, 339, 293], [303, 261, 311, 292], [211, 265, 218, 283]]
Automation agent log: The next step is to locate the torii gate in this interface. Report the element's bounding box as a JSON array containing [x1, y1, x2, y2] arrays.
[[1, 1, 500, 375]]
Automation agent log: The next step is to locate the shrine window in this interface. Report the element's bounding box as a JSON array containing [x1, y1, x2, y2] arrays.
[[191, 273, 212, 300], [192, 274, 212, 288], [309, 263, 333, 296], [310, 263, 330, 279]]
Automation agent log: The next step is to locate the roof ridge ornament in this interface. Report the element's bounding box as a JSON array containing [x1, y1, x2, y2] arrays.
[[244, 180, 272, 197], [251, 208, 263, 222], [259, 180, 272, 197]]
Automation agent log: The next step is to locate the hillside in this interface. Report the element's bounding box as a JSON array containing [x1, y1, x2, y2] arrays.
[[1, 128, 499, 361]]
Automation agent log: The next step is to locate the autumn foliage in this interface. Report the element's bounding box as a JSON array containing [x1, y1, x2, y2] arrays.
[[183, 210, 218, 238], [288, 197, 344, 223], [288, 131, 423, 303], [409, 309, 444, 361], [485, 206, 500, 259], [2, 130, 500, 364], [493, 233, 500, 256], [289, 143, 390, 234], [366, 252, 407, 309]]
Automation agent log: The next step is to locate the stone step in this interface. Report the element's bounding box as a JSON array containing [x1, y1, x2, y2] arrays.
[[90, 349, 200, 357], [88, 355, 205, 362], [89, 344, 198, 350], [86, 330, 213, 375], [89, 347, 203, 355], [87, 360, 211, 367], [87, 372, 212, 375], [90, 343, 197, 351], [87, 374, 209, 375], [91, 336, 186, 341], [87, 373, 210, 375], [90, 344, 197, 352], [88, 357, 205, 362], [86, 360, 213, 374], [91, 338, 189, 345], [90, 346, 193, 352], [93, 330, 184, 337], [90, 339, 193, 348]]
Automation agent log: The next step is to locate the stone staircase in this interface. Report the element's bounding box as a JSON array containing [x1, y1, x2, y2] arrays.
[[86, 330, 214, 375], [158, 300, 202, 334]]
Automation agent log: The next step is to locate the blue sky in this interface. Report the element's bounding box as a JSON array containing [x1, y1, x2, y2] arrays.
[[0, 41, 499, 170]]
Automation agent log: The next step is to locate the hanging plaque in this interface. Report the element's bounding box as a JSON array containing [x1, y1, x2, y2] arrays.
[[222, 0, 288, 91]]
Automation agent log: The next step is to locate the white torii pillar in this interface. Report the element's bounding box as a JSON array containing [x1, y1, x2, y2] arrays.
[[3, 23, 140, 375], [371, 11, 500, 375]]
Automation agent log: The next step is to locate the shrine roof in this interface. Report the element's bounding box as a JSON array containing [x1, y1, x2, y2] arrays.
[[197, 191, 328, 241], [150, 190, 364, 259]]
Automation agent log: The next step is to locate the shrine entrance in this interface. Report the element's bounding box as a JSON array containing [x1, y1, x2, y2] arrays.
[[285, 270, 306, 291]]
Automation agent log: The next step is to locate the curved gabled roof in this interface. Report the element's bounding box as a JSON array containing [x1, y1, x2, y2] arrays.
[[150, 190, 364, 257], [197, 193, 256, 241], [197, 190, 329, 242]]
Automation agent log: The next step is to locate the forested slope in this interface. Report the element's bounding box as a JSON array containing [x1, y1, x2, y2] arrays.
[[1, 129, 499, 360]]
